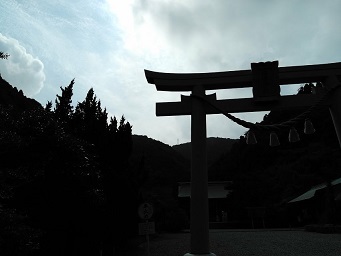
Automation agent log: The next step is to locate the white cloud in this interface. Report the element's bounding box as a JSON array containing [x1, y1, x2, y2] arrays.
[[0, 33, 45, 97]]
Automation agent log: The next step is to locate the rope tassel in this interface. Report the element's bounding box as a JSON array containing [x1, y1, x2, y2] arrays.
[[269, 132, 280, 147], [304, 119, 315, 134], [289, 127, 300, 142], [246, 130, 257, 144]]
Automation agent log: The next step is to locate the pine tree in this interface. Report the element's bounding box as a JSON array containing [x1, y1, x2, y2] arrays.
[[45, 101, 52, 112], [117, 116, 132, 160], [108, 116, 117, 134], [54, 79, 75, 124], [73, 87, 109, 145]]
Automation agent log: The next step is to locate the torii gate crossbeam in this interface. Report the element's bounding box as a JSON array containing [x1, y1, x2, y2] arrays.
[[145, 61, 341, 256]]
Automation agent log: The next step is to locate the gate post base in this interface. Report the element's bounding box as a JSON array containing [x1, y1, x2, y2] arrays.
[[184, 253, 217, 256]]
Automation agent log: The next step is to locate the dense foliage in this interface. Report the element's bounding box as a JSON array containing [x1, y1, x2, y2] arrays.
[[0, 76, 136, 255]]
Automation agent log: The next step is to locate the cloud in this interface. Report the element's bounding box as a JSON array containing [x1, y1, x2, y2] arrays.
[[110, 0, 341, 78], [0, 33, 45, 97]]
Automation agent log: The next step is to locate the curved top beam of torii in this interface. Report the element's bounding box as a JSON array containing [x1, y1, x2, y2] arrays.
[[145, 61, 341, 116], [145, 61, 341, 91]]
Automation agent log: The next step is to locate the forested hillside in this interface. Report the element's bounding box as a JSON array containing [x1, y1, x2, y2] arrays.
[[172, 137, 237, 168], [131, 135, 190, 186]]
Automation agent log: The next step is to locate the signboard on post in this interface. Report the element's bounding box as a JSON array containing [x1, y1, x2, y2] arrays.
[[138, 202, 155, 256], [138, 221, 155, 235], [138, 202, 153, 220]]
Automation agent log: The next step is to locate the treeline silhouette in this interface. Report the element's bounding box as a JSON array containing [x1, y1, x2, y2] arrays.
[[0, 76, 142, 255]]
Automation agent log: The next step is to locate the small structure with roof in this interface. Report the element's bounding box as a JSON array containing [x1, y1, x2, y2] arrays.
[[287, 177, 341, 226], [178, 181, 233, 224]]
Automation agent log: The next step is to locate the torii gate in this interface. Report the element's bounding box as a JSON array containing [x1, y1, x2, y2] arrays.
[[144, 61, 341, 256]]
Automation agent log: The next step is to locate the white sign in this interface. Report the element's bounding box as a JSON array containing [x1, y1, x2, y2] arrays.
[[138, 203, 154, 220], [139, 221, 155, 235]]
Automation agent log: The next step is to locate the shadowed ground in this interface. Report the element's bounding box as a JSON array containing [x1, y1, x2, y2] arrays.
[[124, 229, 341, 256]]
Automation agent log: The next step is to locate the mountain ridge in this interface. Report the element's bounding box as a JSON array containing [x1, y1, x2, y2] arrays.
[[0, 75, 42, 111], [172, 137, 237, 167]]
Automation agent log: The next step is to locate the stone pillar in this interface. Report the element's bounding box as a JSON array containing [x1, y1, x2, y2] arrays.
[[184, 85, 216, 256]]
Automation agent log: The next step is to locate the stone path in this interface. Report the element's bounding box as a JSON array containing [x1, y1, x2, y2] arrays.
[[124, 229, 341, 256]]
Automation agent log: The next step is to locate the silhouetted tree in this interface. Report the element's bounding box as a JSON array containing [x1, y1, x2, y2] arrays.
[[0, 51, 9, 59], [73, 88, 108, 144], [45, 100, 52, 112], [100, 114, 134, 256], [297, 83, 313, 94], [54, 79, 74, 126], [108, 116, 117, 134]]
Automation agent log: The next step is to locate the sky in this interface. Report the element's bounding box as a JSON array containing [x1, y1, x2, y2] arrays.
[[1, 0, 341, 146]]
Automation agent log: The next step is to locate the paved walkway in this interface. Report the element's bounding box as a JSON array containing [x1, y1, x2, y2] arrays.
[[124, 229, 341, 256]]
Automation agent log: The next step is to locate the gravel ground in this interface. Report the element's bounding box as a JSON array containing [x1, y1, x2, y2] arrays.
[[123, 229, 341, 256]]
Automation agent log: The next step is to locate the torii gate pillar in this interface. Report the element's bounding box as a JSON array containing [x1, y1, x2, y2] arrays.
[[186, 85, 214, 255]]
